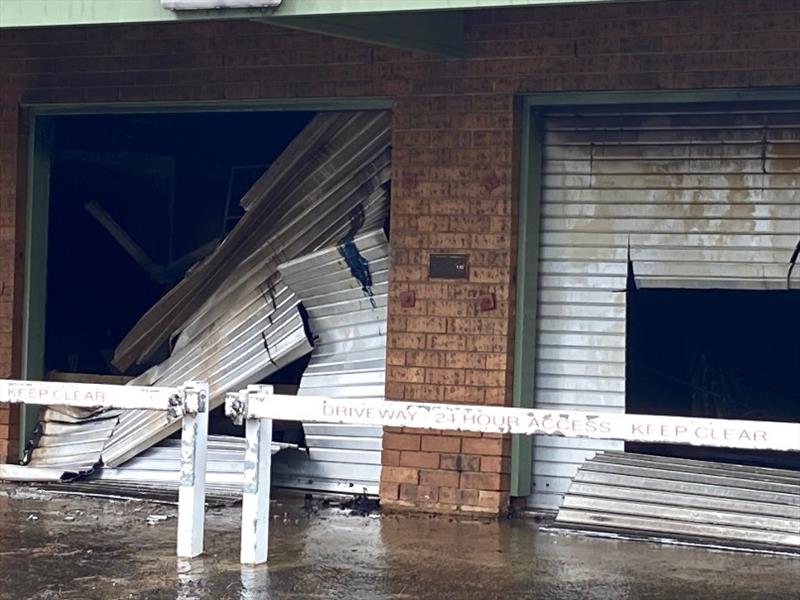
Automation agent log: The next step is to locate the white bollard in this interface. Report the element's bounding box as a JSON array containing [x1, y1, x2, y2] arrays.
[[176, 381, 209, 559], [239, 385, 274, 565]]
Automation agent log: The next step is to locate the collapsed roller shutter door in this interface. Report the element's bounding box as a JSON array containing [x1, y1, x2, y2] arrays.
[[528, 103, 800, 511]]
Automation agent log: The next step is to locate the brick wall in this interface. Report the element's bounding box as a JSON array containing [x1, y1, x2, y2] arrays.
[[0, 0, 798, 511], [0, 93, 22, 463]]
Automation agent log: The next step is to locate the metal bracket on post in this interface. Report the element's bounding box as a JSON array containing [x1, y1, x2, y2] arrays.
[[226, 385, 274, 565], [176, 380, 209, 559]]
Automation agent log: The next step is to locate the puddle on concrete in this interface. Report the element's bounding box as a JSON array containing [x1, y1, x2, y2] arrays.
[[0, 486, 797, 599]]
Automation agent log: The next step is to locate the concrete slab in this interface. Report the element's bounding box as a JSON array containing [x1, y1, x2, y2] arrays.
[[0, 485, 796, 599]]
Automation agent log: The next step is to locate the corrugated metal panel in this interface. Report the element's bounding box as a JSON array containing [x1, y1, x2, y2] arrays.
[[114, 111, 392, 370], [8, 435, 293, 503], [26, 110, 391, 475], [529, 112, 626, 509], [528, 105, 800, 511], [554, 451, 800, 553], [100, 184, 385, 470], [97, 436, 292, 498], [25, 407, 121, 475], [100, 276, 311, 468], [541, 107, 800, 290], [275, 229, 389, 495], [23, 276, 311, 473], [174, 181, 389, 352]]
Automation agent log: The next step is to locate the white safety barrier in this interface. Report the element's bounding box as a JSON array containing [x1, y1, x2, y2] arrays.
[[226, 384, 800, 565], [0, 378, 210, 558]]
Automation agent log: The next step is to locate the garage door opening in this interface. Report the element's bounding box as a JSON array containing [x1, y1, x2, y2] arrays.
[[625, 286, 800, 470], [22, 108, 392, 497], [46, 111, 314, 377]]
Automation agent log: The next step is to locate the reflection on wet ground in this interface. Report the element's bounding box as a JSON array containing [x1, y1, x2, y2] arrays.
[[0, 486, 797, 599]]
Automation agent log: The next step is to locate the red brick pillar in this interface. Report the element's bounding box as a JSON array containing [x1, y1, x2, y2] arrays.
[[0, 405, 19, 463], [380, 94, 517, 515], [0, 93, 25, 464]]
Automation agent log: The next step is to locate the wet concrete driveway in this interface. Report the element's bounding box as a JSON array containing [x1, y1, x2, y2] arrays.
[[0, 486, 797, 599]]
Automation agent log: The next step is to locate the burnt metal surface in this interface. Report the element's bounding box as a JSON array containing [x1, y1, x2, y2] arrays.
[[275, 229, 389, 495], [273, 227, 389, 494], [554, 451, 800, 553]]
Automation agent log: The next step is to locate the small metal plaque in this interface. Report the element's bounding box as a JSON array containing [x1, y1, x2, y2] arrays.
[[429, 254, 469, 279]]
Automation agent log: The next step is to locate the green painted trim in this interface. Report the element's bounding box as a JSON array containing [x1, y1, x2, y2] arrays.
[[25, 97, 393, 115], [523, 88, 800, 107], [263, 12, 464, 57], [19, 117, 54, 458], [1, 1, 638, 29], [510, 106, 542, 498]]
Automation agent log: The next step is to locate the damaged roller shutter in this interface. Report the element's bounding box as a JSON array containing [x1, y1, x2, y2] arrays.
[[528, 103, 800, 511], [113, 111, 391, 371], [554, 451, 800, 553], [23, 111, 391, 480], [275, 229, 389, 494], [545, 108, 800, 290]]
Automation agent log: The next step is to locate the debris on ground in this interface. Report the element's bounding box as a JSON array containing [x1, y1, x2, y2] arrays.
[[146, 514, 173, 526]]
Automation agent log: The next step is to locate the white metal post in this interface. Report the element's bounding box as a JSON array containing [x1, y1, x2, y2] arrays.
[[240, 385, 274, 565], [176, 381, 209, 559]]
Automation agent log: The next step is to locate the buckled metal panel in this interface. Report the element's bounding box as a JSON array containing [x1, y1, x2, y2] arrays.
[[26, 435, 293, 504], [554, 451, 800, 553], [24, 408, 120, 475], [101, 185, 388, 469], [100, 277, 312, 468], [276, 229, 389, 495], [114, 111, 392, 370], [23, 110, 391, 477], [97, 435, 293, 498], [528, 104, 800, 511]]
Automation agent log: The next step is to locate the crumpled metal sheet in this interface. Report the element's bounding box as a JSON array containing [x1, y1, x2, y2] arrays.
[[101, 278, 312, 468], [7, 435, 294, 501], [114, 111, 391, 371], [102, 186, 388, 469], [25, 407, 121, 476], [23, 111, 391, 480], [553, 451, 800, 553], [97, 435, 294, 498], [275, 229, 389, 495]]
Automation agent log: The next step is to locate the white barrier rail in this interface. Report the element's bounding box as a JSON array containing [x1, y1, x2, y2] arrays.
[[226, 385, 800, 565], [0, 378, 209, 558]]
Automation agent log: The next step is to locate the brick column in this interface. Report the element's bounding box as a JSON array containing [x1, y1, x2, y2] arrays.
[[380, 94, 517, 515], [0, 405, 19, 463]]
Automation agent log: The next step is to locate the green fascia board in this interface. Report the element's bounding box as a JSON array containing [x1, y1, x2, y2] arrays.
[[261, 12, 464, 57], [1, 0, 634, 29]]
